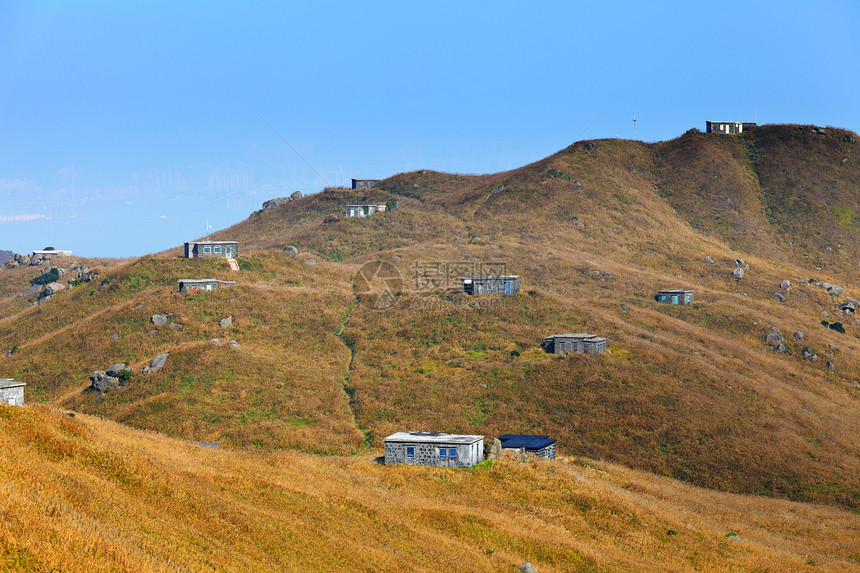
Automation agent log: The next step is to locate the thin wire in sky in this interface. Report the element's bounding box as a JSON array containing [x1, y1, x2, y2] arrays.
[[576, 110, 606, 141], [255, 111, 330, 187]]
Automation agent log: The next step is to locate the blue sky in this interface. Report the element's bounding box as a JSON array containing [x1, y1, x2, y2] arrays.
[[1, 1, 858, 257]]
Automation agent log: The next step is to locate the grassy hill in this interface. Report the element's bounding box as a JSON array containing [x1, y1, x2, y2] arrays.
[[1, 124, 860, 536], [1, 404, 858, 572]]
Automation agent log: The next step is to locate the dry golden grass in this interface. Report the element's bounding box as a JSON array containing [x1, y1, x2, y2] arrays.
[[1, 404, 858, 572]]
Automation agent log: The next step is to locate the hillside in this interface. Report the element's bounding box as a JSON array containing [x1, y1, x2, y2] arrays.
[[1, 123, 860, 522], [1, 404, 858, 572]]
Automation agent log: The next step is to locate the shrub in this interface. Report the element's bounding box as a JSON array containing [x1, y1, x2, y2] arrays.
[[30, 268, 60, 286], [829, 322, 845, 334], [117, 370, 132, 384]]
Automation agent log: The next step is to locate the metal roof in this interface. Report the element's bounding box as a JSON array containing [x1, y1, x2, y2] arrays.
[[498, 434, 556, 449], [0, 379, 26, 389], [545, 333, 595, 340], [657, 289, 693, 294], [384, 431, 484, 444]]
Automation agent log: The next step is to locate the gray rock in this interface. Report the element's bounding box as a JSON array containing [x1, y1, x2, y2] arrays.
[[142, 366, 151, 375], [219, 316, 233, 328], [777, 343, 786, 353], [828, 344, 840, 351], [285, 246, 299, 256], [106, 363, 127, 377], [259, 197, 290, 213], [583, 142, 597, 151], [290, 190, 303, 200], [228, 340, 240, 350], [822, 282, 844, 295], [732, 267, 744, 280], [828, 361, 836, 372], [771, 326, 781, 334], [89, 371, 119, 392], [305, 259, 318, 266], [517, 564, 539, 573], [774, 292, 786, 302], [484, 438, 503, 460], [573, 181, 583, 189], [44, 282, 65, 296], [30, 254, 45, 266], [209, 338, 221, 347], [602, 272, 611, 280], [704, 256, 715, 264], [765, 333, 782, 345], [735, 258, 745, 267], [146, 329, 157, 335], [148, 353, 169, 372], [21, 284, 42, 297], [780, 280, 791, 290], [111, 333, 119, 341], [794, 331, 804, 342], [151, 314, 168, 327], [169, 322, 183, 329]]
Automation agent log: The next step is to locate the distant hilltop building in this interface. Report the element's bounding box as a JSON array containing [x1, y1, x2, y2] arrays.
[[351, 178, 380, 190], [177, 278, 236, 294], [345, 204, 386, 217], [656, 289, 694, 305], [0, 379, 26, 407], [384, 431, 484, 468], [32, 249, 72, 257], [461, 275, 520, 296], [184, 241, 238, 259], [706, 121, 756, 134]]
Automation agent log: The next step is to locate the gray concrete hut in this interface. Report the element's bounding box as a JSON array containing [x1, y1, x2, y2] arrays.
[[655, 289, 694, 305], [184, 241, 238, 259], [461, 275, 520, 296], [543, 333, 606, 355], [177, 278, 236, 294], [351, 178, 380, 189], [0, 379, 26, 407], [345, 204, 386, 217], [498, 434, 557, 459], [705, 121, 756, 134], [384, 431, 484, 468]]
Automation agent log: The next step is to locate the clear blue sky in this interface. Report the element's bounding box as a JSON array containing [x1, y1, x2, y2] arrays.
[[2, 1, 858, 257]]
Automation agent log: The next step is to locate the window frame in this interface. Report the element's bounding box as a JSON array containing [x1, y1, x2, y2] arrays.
[[406, 445, 414, 458]]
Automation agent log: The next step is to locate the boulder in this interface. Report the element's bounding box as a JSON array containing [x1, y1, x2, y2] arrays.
[[822, 282, 844, 295], [151, 314, 168, 327], [305, 259, 318, 266], [44, 282, 65, 296], [777, 343, 786, 353], [89, 371, 119, 392], [601, 272, 611, 280], [148, 353, 169, 373], [285, 246, 299, 256], [780, 280, 791, 290], [21, 284, 42, 297], [828, 361, 836, 372], [111, 333, 119, 341], [290, 190, 303, 200], [228, 340, 240, 350], [106, 363, 128, 377], [484, 438, 503, 460], [764, 333, 782, 345], [704, 256, 715, 264], [774, 292, 786, 303], [794, 331, 804, 342], [583, 142, 597, 151], [731, 267, 744, 280], [219, 316, 233, 328], [573, 181, 583, 189], [518, 564, 539, 573], [827, 344, 840, 351], [210, 338, 221, 347]]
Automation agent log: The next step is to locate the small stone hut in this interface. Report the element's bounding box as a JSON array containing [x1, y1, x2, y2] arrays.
[[0, 379, 26, 407], [184, 241, 238, 259], [705, 121, 756, 134], [32, 250, 72, 257], [345, 204, 386, 217], [543, 333, 603, 354], [656, 289, 694, 305], [384, 431, 484, 468], [461, 275, 520, 295], [177, 278, 237, 294], [351, 178, 381, 189], [497, 434, 556, 459]]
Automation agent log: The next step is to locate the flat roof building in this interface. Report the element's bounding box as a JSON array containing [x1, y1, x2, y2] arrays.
[[706, 121, 756, 134], [498, 434, 556, 459], [656, 289, 694, 305], [461, 275, 520, 296], [384, 431, 484, 468], [345, 204, 386, 217], [0, 379, 26, 407], [184, 241, 238, 259], [351, 178, 381, 189], [543, 333, 606, 355], [32, 250, 72, 257], [177, 278, 236, 294]]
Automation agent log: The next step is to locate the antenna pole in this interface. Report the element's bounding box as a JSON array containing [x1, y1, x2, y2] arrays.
[[205, 219, 212, 241], [633, 116, 637, 141]]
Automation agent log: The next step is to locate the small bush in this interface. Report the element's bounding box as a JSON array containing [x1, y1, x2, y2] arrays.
[[30, 268, 60, 286], [117, 370, 132, 384], [829, 322, 845, 334]]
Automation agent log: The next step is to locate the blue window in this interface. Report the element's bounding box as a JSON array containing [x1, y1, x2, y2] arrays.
[[203, 247, 211, 253], [214, 246, 221, 253], [439, 448, 446, 458], [406, 446, 414, 458], [505, 282, 511, 294], [448, 448, 457, 459], [672, 295, 679, 304], [225, 246, 231, 254]]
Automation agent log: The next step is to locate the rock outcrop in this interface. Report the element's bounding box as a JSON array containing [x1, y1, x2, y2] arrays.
[[89, 371, 119, 392]]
